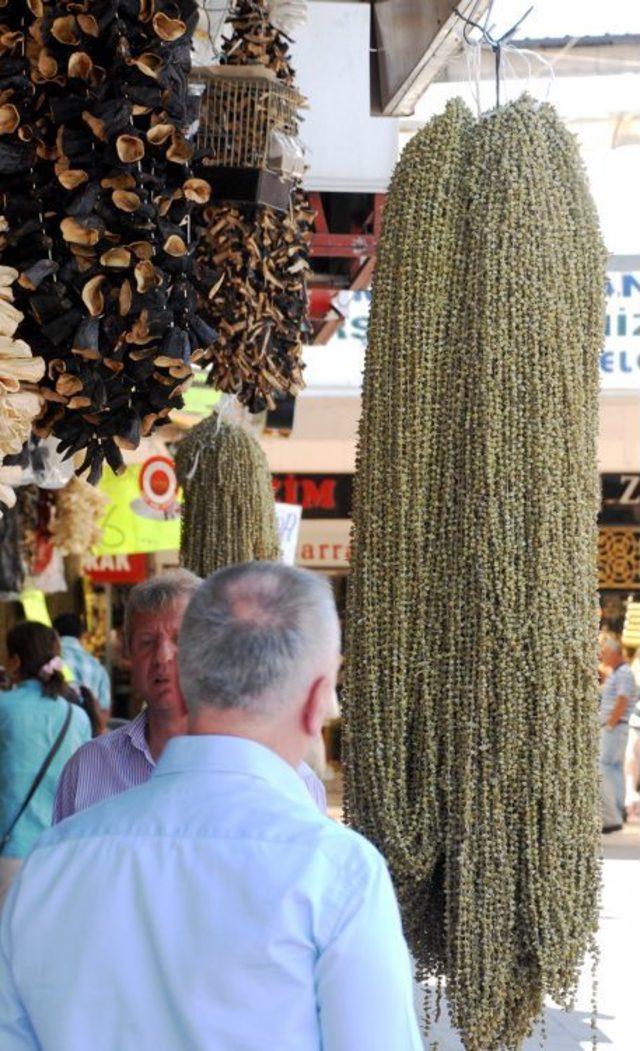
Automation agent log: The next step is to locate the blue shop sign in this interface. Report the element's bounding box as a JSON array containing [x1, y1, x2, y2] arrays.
[[603, 271, 640, 390]]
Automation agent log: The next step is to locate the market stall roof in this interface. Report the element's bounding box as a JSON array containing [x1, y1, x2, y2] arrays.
[[372, 0, 491, 115], [372, 0, 640, 115]]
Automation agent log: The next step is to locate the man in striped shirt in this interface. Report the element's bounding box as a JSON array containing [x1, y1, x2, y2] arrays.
[[53, 570, 326, 822]]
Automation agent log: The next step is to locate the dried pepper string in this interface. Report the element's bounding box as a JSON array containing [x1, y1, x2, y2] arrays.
[[343, 95, 605, 1051]]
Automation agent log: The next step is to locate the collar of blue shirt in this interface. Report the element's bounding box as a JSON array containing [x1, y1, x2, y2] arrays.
[[60, 636, 85, 652], [154, 735, 319, 811]]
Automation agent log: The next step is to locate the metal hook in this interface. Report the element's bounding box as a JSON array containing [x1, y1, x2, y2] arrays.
[[453, 3, 534, 108]]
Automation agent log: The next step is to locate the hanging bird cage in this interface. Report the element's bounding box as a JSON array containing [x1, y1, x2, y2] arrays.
[[194, 66, 303, 168], [192, 66, 305, 208]]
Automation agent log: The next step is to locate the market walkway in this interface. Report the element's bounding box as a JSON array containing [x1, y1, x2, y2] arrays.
[[327, 774, 640, 1050]]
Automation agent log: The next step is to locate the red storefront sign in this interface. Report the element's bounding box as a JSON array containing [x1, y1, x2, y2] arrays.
[[271, 474, 353, 518], [83, 553, 148, 584]]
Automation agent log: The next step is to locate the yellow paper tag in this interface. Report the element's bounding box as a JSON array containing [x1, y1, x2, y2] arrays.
[[20, 588, 52, 626]]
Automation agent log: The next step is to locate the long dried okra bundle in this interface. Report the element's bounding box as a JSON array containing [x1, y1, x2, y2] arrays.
[[343, 95, 606, 1051]]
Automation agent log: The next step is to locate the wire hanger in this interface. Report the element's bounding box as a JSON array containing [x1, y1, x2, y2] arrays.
[[453, 1, 534, 108]]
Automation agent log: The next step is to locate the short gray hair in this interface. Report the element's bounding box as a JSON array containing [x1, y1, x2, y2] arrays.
[[178, 561, 340, 715], [125, 568, 201, 643]]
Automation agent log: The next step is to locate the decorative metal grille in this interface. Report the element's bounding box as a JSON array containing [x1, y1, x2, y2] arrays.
[[598, 527, 640, 590]]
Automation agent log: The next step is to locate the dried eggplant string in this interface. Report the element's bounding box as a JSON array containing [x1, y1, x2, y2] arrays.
[[0, 10, 45, 513], [343, 96, 605, 1051], [18, 9, 56, 282], [175, 410, 280, 575], [0, 1, 215, 485]]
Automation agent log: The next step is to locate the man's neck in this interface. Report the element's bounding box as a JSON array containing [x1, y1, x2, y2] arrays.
[[189, 712, 303, 769], [146, 709, 187, 762]]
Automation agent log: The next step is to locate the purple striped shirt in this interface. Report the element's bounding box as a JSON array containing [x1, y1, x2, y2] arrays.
[[53, 711, 327, 823]]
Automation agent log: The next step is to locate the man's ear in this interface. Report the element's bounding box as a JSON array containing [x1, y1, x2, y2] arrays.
[[301, 676, 330, 738]]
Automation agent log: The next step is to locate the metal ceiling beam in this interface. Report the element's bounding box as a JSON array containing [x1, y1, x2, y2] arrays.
[[372, 0, 491, 116]]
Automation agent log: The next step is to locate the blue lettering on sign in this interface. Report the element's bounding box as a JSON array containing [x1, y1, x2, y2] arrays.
[[351, 317, 369, 339], [623, 274, 640, 298], [599, 350, 640, 375], [606, 272, 640, 298], [604, 266, 640, 340], [600, 352, 614, 373]]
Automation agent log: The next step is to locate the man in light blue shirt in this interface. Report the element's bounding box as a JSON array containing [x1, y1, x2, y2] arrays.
[[53, 613, 111, 717], [0, 562, 423, 1051]]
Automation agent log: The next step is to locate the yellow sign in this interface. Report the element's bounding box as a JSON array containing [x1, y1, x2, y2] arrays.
[[20, 589, 52, 626], [96, 458, 181, 556]]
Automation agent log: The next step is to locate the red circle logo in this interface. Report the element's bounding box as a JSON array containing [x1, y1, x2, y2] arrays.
[[139, 456, 178, 511]]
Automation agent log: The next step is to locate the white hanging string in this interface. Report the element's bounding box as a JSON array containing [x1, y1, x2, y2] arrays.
[[505, 44, 556, 104], [185, 392, 240, 478], [456, 4, 556, 113], [194, 0, 231, 65], [464, 39, 484, 117], [185, 447, 200, 480]]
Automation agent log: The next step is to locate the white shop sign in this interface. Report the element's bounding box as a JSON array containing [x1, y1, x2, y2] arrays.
[[295, 519, 351, 569], [275, 503, 303, 566], [315, 274, 640, 393], [290, 3, 398, 193]]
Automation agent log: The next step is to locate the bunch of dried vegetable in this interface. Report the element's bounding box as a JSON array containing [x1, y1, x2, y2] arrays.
[[0, 11, 44, 511], [0, 264, 44, 512], [16, 482, 55, 577], [175, 411, 280, 575], [54, 475, 109, 556], [194, 0, 311, 412], [196, 188, 311, 411], [343, 96, 605, 1051], [222, 0, 297, 85], [0, 0, 214, 483]]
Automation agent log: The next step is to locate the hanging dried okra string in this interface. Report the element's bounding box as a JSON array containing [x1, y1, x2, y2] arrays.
[[343, 95, 605, 1051], [175, 411, 280, 575]]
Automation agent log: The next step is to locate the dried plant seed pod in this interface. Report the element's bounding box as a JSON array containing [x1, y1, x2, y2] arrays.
[[152, 13, 187, 41], [116, 134, 145, 164]]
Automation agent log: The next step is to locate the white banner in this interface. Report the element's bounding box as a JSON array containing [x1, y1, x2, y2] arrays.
[[275, 503, 303, 566]]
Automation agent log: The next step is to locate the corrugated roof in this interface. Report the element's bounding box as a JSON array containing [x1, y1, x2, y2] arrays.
[[493, 0, 640, 41], [516, 33, 640, 49]]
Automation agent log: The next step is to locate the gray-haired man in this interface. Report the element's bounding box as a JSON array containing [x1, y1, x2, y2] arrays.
[[1, 562, 421, 1051], [54, 568, 326, 821]]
